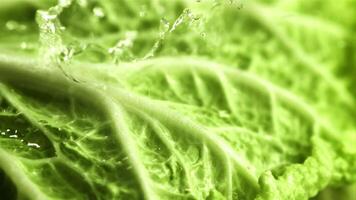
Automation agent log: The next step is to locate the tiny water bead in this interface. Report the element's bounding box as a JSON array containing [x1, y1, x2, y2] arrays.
[[0, 128, 19, 138], [0, 110, 55, 157], [139, 5, 147, 18], [77, 0, 88, 7], [200, 32, 207, 38], [218, 110, 230, 118], [58, 47, 75, 63], [5, 21, 27, 32], [0, 127, 39, 149], [27, 143, 41, 149], [20, 42, 28, 50], [93, 7, 105, 18], [59, 0, 73, 7]]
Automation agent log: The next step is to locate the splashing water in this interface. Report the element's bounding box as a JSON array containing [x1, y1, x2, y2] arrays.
[[36, 0, 81, 82], [108, 31, 137, 64], [143, 8, 202, 60]]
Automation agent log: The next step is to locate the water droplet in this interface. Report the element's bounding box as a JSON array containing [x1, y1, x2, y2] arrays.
[[159, 18, 170, 37], [5, 21, 27, 31], [170, 11, 186, 32], [143, 8, 199, 60], [139, 11, 146, 17], [139, 6, 147, 17], [169, 9, 200, 32], [142, 18, 170, 60], [36, 9, 63, 56], [58, 47, 75, 63], [37, 11, 56, 21], [20, 42, 28, 50], [108, 31, 137, 63], [200, 32, 206, 38], [218, 110, 229, 118], [78, 0, 88, 7], [93, 7, 105, 18], [59, 0, 72, 7], [27, 143, 41, 148]]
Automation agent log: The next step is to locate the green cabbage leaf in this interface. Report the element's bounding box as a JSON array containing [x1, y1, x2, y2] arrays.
[[0, 0, 355, 199]]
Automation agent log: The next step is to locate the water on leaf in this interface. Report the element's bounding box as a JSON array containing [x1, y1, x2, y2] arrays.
[[93, 7, 105, 18], [27, 143, 41, 149], [159, 18, 170, 38], [108, 31, 137, 63], [20, 42, 28, 50], [78, 0, 88, 7], [5, 21, 27, 32]]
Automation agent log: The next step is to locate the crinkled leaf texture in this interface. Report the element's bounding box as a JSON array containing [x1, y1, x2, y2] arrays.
[[0, 0, 356, 200], [0, 55, 354, 200]]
